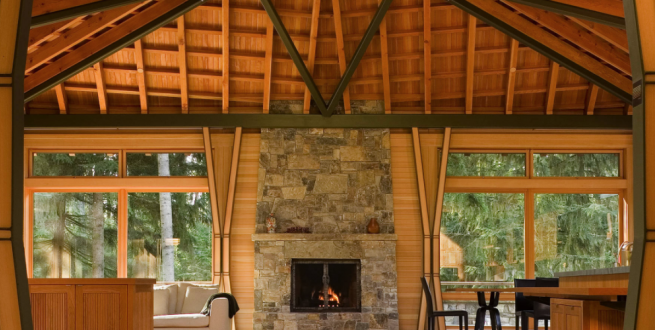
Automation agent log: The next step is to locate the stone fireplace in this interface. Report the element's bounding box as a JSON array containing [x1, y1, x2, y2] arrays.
[[254, 128, 399, 330]]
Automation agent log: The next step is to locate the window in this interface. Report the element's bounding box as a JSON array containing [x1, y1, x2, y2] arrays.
[[533, 153, 620, 177], [440, 193, 525, 283], [534, 194, 619, 277], [128, 192, 212, 282], [33, 153, 118, 176], [33, 193, 118, 278], [126, 153, 207, 176], [447, 153, 526, 177]]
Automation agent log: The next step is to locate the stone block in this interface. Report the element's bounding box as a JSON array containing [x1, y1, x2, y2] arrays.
[[340, 146, 367, 162], [284, 241, 363, 258], [313, 174, 348, 194], [282, 186, 306, 200], [266, 174, 285, 186], [288, 154, 321, 169]]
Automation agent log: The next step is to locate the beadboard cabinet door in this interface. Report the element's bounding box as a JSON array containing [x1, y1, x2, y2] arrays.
[[30, 285, 76, 330], [75, 285, 128, 330]]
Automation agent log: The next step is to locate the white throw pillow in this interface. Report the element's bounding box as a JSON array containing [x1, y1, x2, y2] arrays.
[[175, 283, 219, 313], [180, 286, 219, 314], [153, 288, 170, 316], [154, 284, 178, 315]]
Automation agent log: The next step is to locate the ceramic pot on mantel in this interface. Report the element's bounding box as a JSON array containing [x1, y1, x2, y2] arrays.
[[266, 213, 277, 234], [367, 218, 380, 234]]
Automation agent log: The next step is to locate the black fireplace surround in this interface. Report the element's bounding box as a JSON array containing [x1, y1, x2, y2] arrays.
[[290, 259, 361, 313]]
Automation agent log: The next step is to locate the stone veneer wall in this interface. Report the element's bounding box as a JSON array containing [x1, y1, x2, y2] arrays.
[[253, 237, 399, 330], [256, 128, 394, 234]]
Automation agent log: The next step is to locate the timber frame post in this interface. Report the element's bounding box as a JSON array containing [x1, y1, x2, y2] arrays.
[[258, 0, 394, 117], [1, 0, 33, 329], [623, 0, 650, 329]]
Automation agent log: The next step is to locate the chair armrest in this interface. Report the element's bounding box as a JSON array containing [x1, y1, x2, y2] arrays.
[[208, 298, 232, 330]]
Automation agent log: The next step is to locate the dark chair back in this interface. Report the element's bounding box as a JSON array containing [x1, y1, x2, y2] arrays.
[[536, 277, 559, 288], [514, 279, 536, 312], [420, 277, 435, 314]]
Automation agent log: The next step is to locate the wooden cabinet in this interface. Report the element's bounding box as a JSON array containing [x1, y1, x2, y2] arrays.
[[550, 298, 624, 330], [29, 279, 155, 330]]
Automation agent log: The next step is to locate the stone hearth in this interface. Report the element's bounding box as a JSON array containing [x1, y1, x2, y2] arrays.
[[252, 234, 399, 330]]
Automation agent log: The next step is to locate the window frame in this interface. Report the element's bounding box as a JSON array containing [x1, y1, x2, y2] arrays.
[[24, 135, 214, 281]]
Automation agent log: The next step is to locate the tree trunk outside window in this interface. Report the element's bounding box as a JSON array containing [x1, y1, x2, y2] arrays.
[[91, 193, 104, 278], [158, 154, 175, 281]]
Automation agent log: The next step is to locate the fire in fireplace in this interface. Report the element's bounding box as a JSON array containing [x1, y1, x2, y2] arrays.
[[290, 259, 361, 313]]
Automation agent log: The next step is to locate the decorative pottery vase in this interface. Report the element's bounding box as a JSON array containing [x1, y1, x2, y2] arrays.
[[367, 218, 380, 234], [619, 241, 633, 266], [266, 213, 277, 233]]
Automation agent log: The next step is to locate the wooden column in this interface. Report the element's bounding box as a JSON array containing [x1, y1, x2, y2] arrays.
[[412, 128, 451, 330], [624, 0, 655, 328], [0, 0, 32, 328]]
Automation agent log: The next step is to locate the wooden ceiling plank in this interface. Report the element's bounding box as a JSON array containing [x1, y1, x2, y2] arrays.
[[24, 0, 193, 94], [54, 84, 68, 115], [134, 39, 148, 114], [26, 2, 146, 73], [506, 2, 631, 75], [462, 0, 632, 97], [545, 61, 559, 115], [568, 17, 629, 53], [379, 0, 391, 114], [332, 0, 351, 114], [585, 84, 599, 115], [93, 62, 108, 114], [262, 20, 274, 114], [177, 16, 189, 114], [505, 39, 519, 115], [465, 15, 477, 114], [423, 0, 432, 114], [303, 0, 322, 114], [222, 0, 230, 113]]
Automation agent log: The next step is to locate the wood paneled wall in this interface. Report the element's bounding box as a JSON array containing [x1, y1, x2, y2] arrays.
[[390, 132, 424, 329], [229, 132, 260, 330]]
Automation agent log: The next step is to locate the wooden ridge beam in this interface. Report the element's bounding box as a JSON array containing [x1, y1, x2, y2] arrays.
[[448, 0, 632, 103], [505, 2, 631, 76], [503, 0, 625, 28], [222, 0, 230, 113], [93, 62, 108, 114], [134, 40, 148, 114], [505, 39, 519, 115], [178, 16, 189, 114], [545, 61, 559, 115], [332, 0, 352, 114], [465, 15, 477, 114], [26, 3, 146, 73], [303, 0, 322, 114], [379, 0, 391, 114], [24, 0, 207, 102]]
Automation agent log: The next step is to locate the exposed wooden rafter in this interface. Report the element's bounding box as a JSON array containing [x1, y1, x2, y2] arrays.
[[26, 4, 145, 73], [551, 0, 624, 18], [568, 17, 629, 53], [585, 84, 599, 115], [262, 20, 274, 114], [465, 15, 477, 114], [505, 2, 631, 75], [379, 0, 391, 114], [222, 0, 230, 113], [545, 61, 559, 115], [303, 0, 322, 114], [134, 40, 148, 114], [93, 62, 108, 114], [177, 16, 189, 114], [332, 0, 352, 114], [505, 39, 519, 114], [423, 0, 432, 114], [54, 84, 68, 115]]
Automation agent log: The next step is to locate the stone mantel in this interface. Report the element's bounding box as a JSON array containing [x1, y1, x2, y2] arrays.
[[251, 233, 398, 241]]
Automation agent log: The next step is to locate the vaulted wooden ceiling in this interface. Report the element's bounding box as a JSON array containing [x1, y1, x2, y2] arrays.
[[25, 0, 632, 115]]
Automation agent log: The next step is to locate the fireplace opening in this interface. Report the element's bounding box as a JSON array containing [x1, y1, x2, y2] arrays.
[[291, 259, 361, 313]]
